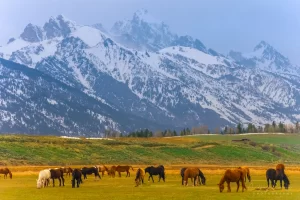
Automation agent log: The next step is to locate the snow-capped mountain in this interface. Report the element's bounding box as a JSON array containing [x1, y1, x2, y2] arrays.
[[1, 11, 300, 135], [0, 58, 163, 135], [110, 9, 177, 51]]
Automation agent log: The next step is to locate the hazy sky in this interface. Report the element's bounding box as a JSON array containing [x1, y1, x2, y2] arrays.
[[1, 0, 299, 64]]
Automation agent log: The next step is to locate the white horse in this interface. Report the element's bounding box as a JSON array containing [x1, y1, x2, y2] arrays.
[[37, 169, 51, 189]]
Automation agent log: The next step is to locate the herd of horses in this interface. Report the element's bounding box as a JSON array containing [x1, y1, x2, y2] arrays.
[[0, 163, 291, 192]]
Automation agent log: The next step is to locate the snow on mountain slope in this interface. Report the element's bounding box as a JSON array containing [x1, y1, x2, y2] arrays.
[[1, 13, 300, 135]]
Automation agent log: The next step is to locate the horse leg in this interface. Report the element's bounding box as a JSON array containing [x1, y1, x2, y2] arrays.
[[236, 181, 240, 192], [52, 178, 55, 187], [227, 181, 231, 192], [151, 175, 155, 183], [280, 179, 282, 189], [267, 178, 269, 187], [77, 179, 79, 187], [62, 176, 65, 186], [128, 170, 130, 177]]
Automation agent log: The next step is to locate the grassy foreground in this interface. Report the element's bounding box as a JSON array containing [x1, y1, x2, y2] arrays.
[[0, 169, 300, 200], [1, 134, 300, 166]]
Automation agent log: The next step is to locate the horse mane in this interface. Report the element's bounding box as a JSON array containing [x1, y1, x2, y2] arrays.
[[198, 169, 205, 180], [218, 175, 225, 185], [135, 169, 141, 180]]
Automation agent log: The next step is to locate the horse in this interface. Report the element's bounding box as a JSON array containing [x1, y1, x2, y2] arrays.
[[115, 165, 134, 177], [181, 168, 206, 186], [61, 167, 73, 177], [50, 168, 65, 187], [81, 166, 101, 179], [72, 169, 83, 188], [97, 165, 109, 176], [183, 167, 200, 186], [36, 169, 51, 189], [145, 165, 165, 183], [238, 166, 251, 182], [135, 168, 145, 187], [218, 169, 246, 193], [108, 166, 117, 178], [0, 168, 12, 179], [266, 168, 290, 189]]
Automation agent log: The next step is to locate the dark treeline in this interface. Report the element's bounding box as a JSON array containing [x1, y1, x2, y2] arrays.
[[103, 121, 300, 138]]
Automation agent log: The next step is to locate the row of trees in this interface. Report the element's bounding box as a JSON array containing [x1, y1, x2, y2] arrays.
[[103, 121, 300, 138]]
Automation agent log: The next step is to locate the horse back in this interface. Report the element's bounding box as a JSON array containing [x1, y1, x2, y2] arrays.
[[184, 167, 199, 180], [224, 169, 243, 182]]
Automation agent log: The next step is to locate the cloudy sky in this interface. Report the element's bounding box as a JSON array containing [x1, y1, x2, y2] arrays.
[[1, 0, 299, 63]]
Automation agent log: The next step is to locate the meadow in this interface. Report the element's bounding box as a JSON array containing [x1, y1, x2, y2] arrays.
[[1, 133, 300, 199]]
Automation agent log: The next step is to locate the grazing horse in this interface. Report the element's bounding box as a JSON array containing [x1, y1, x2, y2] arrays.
[[266, 168, 290, 189], [115, 165, 134, 177], [0, 168, 12, 179], [238, 166, 251, 182], [72, 169, 83, 188], [81, 166, 101, 179], [36, 169, 51, 189], [183, 167, 200, 186], [50, 168, 65, 187], [181, 168, 206, 186], [61, 167, 73, 177], [97, 165, 109, 176], [145, 165, 165, 183], [135, 168, 145, 187], [218, 169, 246, 193]]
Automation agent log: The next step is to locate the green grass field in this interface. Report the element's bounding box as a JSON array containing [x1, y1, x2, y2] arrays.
[[0, 171, 300, 200], [0, 134, 300, 166], [1, 133, 300, 199]]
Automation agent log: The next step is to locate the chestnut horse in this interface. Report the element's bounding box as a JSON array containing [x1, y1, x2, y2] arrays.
[[238, 166, 251, 182], [135, 168, 145, 187], [183, 167, 200, 186], [61, 167, 73, 177], [97, 165, 109, 176], [50, 168, 65, 187], [218, 169, 246, 193], [0, 168, 12, 179], [181, 168, 206, 186], [109, 166, 117, 178], [115, 165, 134, 177]]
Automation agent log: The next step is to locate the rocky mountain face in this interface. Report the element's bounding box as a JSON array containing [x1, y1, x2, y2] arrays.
[[0, 10, 300, 136]]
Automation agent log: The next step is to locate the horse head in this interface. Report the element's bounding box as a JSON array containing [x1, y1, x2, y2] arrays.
[[218, 183, 224, 192]]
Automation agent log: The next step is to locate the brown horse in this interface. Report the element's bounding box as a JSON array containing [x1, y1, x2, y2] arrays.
[[115, 165, 134, 177], [50, 168, 65, 187], [238, 166, 251, 182], [61, 167, 73, 177], [98, 165, 109, 176], [135, 168, 145, 187], [109, 166, 117, 178], [183, 167, 200, 186], [0, 168, 12, 179], [218, 169, 246, 193]]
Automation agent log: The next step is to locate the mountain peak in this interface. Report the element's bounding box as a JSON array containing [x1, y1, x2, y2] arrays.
[[132, 9, 162, 24], [20, 23, 44, 42], [253, 40, 273, 52]]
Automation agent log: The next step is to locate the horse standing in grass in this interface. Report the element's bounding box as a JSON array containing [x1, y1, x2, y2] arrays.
[[81, 166, 101, 179], [135, 168, 145, 187], [50, 168, 65, 187], [115, 165, 134, 177], [72, 169, 83, 188], [238, 166, 251, 182], [97, 165, 109, 176], [266, 168, 290, 189], [0, 168, 12, 179], [109, 166, 117, 178], [61, 167, 73, 177], [36, 169, 51, 189], [183, 167, 201, 186], [181, 168, 206, 186], [145, 165, 165, 183], [218, 169, 246, 193]]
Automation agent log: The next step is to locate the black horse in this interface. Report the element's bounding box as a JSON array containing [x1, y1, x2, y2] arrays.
[[72, 169, 83, 188], [180, 168, 206, 185], [81, 166, 101, 180], [145, 165, 165, 183], [266, 168, 290, 189]]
